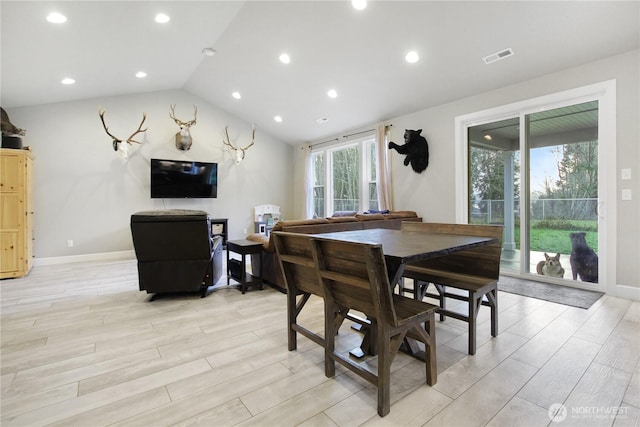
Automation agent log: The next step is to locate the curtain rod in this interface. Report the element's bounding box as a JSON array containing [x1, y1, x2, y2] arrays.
[[305, 124, 392, 149], [343, 128, 374, 139], [305, 137, 338, 149]]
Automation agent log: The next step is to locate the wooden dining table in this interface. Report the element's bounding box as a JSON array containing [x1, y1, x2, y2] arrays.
[[314, 227, 499, 359]]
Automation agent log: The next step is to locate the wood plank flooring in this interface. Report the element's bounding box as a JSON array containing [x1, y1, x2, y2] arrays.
[[1, 257, 638, 426]]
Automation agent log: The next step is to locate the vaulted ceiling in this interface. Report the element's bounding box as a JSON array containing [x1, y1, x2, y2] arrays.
[[1, 1, 638, 145]]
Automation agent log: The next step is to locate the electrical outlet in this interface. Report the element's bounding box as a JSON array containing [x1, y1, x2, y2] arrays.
[[621, 168, 631, 180], [622, 189, 632, 201], [243, 228, 247, 234], [67, 240, 74, 248]]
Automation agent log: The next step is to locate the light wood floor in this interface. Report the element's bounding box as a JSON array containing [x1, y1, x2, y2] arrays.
[[1, 257, 638, 427]]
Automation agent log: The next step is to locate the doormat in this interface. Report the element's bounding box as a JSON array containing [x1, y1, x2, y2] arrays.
[[498, 275, 604, 309]]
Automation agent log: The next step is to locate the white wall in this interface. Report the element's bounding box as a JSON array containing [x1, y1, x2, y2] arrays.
[[294, 50, 639, 291], [8, 89, 293, 260]]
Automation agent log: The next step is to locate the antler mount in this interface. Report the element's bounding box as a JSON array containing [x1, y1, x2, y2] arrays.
[[223, 125, 255, 163], [98, 109, 147, 154]]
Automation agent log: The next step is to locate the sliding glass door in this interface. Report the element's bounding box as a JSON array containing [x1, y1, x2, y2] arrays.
[[526, 102, 599, 284], [468, 118, 521, 272], [458, 82, 613, 293]]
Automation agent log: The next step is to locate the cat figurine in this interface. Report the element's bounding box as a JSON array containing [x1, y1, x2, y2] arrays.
[[569, 232, 598, 283], [536, 252, 565, 278], [1, 107, 26, 136]]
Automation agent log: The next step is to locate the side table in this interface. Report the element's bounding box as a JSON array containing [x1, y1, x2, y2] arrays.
[[210, 218, 228, 248], [226, 239, 263, 294]]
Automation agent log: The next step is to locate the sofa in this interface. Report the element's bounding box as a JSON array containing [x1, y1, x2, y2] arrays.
[[130, 209, 223, 298], [246, 211, 422, 292]]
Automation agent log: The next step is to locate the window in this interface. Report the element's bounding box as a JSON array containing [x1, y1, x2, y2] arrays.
[[311, 137, 377, 217], [312, 153, 325, 218]]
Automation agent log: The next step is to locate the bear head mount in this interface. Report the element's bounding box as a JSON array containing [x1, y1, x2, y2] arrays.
[[388, 129, 429, 173]]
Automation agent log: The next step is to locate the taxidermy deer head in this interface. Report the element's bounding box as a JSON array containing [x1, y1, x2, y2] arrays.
[[169, 104, 197, 151], [223, 125, 255, 163], [98, 109, 147, 160]]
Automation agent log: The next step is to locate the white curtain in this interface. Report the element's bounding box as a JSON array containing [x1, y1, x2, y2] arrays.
[[375, 124, 393, 210], [301, 145, 315, 219]]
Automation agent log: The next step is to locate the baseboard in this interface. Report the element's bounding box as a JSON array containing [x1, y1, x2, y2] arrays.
[[33, 250, 136, 266], [615, 284, 640, 301]]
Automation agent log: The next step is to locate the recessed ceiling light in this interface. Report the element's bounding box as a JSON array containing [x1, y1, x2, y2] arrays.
[[61, 77, 75, 85], [155, 13, 170, 24], [352, 0, 367, 10], [232, 91, 241, 100], [202, 48, 216, 57], [135, 71, 147, 78], [405, 51, 419, 63], [279, 53, 291, 64], [327, 89, 338, 98], [46, 12, 67, 24], [316, 117, 328, 124], [483, 134, 493, 141], [274, 116, 283, 123]]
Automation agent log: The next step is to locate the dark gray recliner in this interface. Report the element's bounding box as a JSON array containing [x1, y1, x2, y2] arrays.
[[130, 209, 222, 298]]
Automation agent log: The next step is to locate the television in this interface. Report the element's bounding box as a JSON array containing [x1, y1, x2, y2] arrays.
[[150, 158, 218, 198]]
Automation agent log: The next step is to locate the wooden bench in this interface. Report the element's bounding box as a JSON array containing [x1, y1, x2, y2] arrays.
[[400, 222, 503, 355], [272, 231, 373, 352], [311, 236, 438, 417]]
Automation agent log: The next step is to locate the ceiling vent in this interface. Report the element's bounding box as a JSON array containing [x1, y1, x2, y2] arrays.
[[483, 48, 514, 64]]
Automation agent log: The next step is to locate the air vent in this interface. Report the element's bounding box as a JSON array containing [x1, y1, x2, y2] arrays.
[[483, 48, 514, 64]]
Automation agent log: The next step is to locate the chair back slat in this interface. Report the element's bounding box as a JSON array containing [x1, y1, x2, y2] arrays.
[[311, 238, 399, 327], [401, 222, 503, 279], [273, 232, 322, 296]]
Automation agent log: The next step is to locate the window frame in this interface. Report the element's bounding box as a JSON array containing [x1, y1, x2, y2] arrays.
[[311, 135, 377, 217]]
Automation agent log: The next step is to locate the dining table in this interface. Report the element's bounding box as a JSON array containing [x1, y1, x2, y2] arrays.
[[314, 227, 499, 359]]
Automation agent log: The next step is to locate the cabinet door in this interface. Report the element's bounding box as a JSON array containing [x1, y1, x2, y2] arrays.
[[0, 154, 20, 192], [0, 231, 19, 273], [0, 151, 31, 278]]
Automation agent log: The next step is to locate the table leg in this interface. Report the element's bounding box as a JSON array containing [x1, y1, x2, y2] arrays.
[[226, 246, 230, 286], [347, 260, 416, 359], [240, 254, 246, 294]]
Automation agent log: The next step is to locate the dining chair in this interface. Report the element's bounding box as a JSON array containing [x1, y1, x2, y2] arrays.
[[272, 231, 371, 352], [400, 222, 503, 355], [310, 236, 437, 417]]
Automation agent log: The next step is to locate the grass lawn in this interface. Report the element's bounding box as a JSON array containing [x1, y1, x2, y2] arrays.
[[513, 220, 598, 254]]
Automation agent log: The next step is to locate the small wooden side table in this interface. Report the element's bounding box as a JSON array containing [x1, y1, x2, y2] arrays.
[[226, 239, 263, 294]]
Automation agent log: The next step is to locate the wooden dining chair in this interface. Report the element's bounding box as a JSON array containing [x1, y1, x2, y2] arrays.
[[272, 231, 325, 350], [310, 237, 438, 417], [400, 222, 503, 355], [272, 231, 370, 352]]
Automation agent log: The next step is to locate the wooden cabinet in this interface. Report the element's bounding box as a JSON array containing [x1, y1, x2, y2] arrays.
[[1, 148, 34, 279]]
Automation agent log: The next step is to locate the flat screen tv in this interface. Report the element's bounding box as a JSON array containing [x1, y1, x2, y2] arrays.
[[150, 158, 218, 198]]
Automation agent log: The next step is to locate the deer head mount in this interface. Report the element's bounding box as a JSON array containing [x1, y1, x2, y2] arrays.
[[169, 104, 197, 151], [98, 109, 147, 160], [223, 125, 255, 163]]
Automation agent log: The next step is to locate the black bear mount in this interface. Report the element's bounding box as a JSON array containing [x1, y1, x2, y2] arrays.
[[388, 129, 429, 173]]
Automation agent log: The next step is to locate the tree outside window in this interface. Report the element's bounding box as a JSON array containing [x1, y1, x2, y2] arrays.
[[312, 137, 377, 217], [312, 153, 325, 218]]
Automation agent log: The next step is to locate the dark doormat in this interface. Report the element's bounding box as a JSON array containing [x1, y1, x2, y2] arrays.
[[498, 275, 604, 309]]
